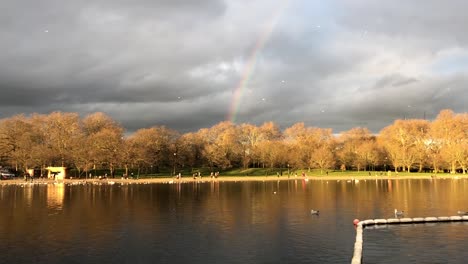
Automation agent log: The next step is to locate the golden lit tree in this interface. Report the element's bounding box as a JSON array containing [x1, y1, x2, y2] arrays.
[[128, 126, 179, 174], [0, 115, 35, 172], [43, 112, 81, 167], [284, 123, 313, 170], [178, 132, 204, 172], [310, 145, 335, 174], [455, 113, 468, 174], [337, 127, 376, 171], [197, 121, 241, 170], [81, 112, 124, 177], [29, 114, 57, 172], [379, 120, 421, 172], [430, 110, 467, 173], [284, 123, 333, 171], [237, 122, 283, 169], [238, 123, 261, 169]]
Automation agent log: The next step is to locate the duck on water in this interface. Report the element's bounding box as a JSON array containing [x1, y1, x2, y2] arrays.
[[394, 209, 404, 217]]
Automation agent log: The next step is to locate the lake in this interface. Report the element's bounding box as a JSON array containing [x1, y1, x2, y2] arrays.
[[1, 178, 468, 264]]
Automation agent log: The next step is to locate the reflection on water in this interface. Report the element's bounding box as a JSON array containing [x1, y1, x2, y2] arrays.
[[47, 183, 65, 210], [364, 222, 468, 264], [0, 179, 468, 264]]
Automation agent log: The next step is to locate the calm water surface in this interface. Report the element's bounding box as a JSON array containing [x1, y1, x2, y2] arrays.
[[1, 178, 468, 264]]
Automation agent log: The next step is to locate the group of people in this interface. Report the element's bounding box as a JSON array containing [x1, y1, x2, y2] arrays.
[[272, 172, 310, 178], [192, 172, 201, 179], [174, 171, 220, 180], [23, 172, 45, 181], [175, 171, 219, 180], [23, 173, 34, 182], [121, 173, 136, 179]]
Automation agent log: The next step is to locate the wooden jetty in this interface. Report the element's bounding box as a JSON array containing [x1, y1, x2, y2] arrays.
[[351, 216, 468, 264]]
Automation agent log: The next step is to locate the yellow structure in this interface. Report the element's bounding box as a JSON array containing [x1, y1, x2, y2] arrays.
[[27, 169, 34, 177], [46, 167, 67, 180]]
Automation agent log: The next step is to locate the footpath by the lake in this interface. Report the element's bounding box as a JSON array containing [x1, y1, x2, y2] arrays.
[[1, 173, 468, 186]]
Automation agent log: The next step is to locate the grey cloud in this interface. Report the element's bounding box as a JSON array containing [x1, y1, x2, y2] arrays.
[[322, 73, 468, 133], [373, 74, 419, 89], [335, 0, 468, 48], [0, 0, 467, 134]]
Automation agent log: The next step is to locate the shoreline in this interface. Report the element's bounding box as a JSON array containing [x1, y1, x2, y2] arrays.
[[1, 174, 468, 186]]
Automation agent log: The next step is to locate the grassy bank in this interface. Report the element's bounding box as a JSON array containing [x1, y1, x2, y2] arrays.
[[67, 167, 466, 180], [128, 168, 465, 179], [2, 170, 468, 186]]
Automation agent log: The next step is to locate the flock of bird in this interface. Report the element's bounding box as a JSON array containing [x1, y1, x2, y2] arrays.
[[393, 209, 468, 217], [308, 208, 468, 217]]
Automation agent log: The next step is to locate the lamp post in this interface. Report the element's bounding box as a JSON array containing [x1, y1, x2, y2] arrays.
[[384, 157, 388, 172], [173, 153, 177, 176], [287, 164, 290, 175]]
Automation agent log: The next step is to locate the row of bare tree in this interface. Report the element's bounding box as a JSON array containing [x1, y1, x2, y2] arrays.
[[0, 109, 466, 176]]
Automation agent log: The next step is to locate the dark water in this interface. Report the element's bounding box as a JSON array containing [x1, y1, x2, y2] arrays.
[[1, 178, 468, 264]]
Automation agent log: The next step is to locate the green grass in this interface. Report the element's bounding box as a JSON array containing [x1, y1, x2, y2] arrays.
[[68, 167, 462, 179]]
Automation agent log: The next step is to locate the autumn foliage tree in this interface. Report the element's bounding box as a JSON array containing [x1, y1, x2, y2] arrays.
[[197, 122, 241, 170], [81, 112, 124, 177], [430, 110, 467, 173], [0, 109, 466, 175], [336, 128, 379, 171]]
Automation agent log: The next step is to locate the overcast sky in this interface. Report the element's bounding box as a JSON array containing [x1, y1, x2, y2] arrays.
[[1, 0, 467, 133]]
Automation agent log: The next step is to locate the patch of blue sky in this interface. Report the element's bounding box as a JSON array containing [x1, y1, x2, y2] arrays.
[[431, 52, 468, 75], [264, 0, 340, 58], [280, 0, 339, 36]]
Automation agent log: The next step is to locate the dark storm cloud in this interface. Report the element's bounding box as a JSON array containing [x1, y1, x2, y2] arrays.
[[0, 0, 228, 115], [0, 0, 466, 133]]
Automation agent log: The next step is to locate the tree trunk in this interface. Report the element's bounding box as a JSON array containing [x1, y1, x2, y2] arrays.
[[110, 163, 115, 178], [432, 161, 438, 174]]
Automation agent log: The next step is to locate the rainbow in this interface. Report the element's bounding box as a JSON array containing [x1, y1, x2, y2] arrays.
[[227, 0, 291, 123]]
